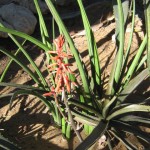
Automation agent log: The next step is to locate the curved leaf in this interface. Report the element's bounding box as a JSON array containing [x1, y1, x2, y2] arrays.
[[109, 129, 138, 150], [117, 68, 149, 104], [107, 104, 150, 120], [118, 115, 150, 124], [75, 120, 108, 150], [9, 89, 55, 117], [0, 25, 49, 52], [111, 120, 150, 144], [0, 82, 44, 91], [0, 48, 42, 87], [68, 98, 102, 118]]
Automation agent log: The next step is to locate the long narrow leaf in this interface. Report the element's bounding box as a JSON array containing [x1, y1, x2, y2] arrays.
[[0, 82, 44, 91], [77, 0, 101, 94], [9, 89, 55, 117], [114, 0, 125, 84], [109, 129, 138, 150], [34, 0, 51, 48], [68, 98, 102, 118], [144, 0, 150, 73], [0, 41, 26, 82], [0, 26, 49, 52], [117, 68, 149, 104], [0, 48, 42, 86], [123, 35, 147, 85], [107, 104, 150, 120], [75, 120, 108, 150], [118, 115, 150, 124], [136, 55, 147, 72], [1, 25, 48, 88], [111, 120, 150, 144]]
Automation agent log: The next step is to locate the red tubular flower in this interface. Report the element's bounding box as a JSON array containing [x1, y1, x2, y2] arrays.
[[43, 35, 75, 97]]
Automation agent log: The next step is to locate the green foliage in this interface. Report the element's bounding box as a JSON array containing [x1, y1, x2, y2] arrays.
[[0, 0, 150, 149]]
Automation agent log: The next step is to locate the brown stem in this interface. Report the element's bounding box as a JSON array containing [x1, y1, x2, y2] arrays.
[[62, 89, 83, 143]]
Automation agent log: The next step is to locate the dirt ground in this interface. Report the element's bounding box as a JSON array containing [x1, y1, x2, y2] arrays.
[[0, 3, 150, 150]]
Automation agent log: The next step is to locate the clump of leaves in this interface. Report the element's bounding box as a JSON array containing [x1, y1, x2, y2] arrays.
[[0, 0, 150, 149]]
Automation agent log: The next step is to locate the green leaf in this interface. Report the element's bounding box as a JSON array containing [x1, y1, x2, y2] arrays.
[[0, 41, 26, 82], [136, 55, 147, 72], [77, 0, 101, 94], [111, 120, 150, 144], [75, 120, 108, 150], [68, 98, 102, 118], [0, 25, 49, 52], [123, 35, 147, 85], [34, 0, 52, 48], [113, 0, 125, 85], [120, 0, 135, 84], [71, 109, 99, 126], [144, 0, 150, 74], [0, 48, 42, 87], [107, 104, 150, 120], [102, 96, 117, 118], [0, 82, 44, 91], [109, 129, 138, 150], [117, 68, 149, 104], [66, 123, 71, 140], [118, 115, 150, 124], [0, 93, 13, 99], [9, 89, 55, 117]]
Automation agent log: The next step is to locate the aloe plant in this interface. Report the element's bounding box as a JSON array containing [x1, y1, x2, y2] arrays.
[[0, 0, 150, 149]]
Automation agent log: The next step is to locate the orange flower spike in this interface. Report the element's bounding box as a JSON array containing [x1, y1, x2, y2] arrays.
[[55, 68, 62, 83], [55, 76, 63, 93], [62, 74, 71, 93], [54, 35, 65, 53]]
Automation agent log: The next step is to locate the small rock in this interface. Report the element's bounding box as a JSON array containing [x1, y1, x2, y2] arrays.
[[52, 0, 75, 6], [15, 0, 49, 14], [0, 3, 37, 37]]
